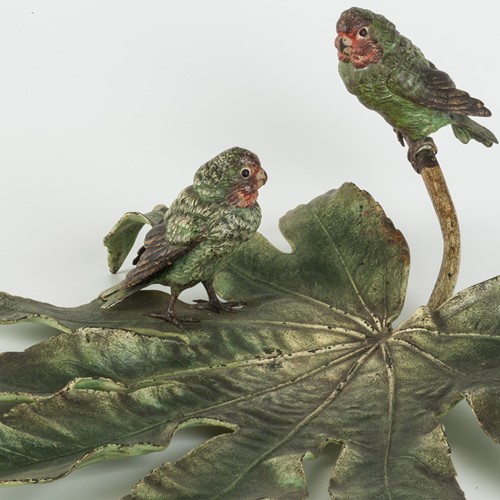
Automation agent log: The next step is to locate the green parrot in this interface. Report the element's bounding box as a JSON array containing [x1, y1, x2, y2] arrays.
[[335, 7, 497, 162], [100, 147, 267, 325]]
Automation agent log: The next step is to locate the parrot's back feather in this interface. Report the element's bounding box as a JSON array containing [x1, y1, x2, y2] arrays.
[[130, 223, 166, 268], [119, 223, 205, 289], [131, 222, 165, 266], [387, 67, 492, 117]]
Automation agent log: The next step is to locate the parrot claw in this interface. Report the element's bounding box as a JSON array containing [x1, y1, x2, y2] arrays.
[[394, 129, 405, 147], [406, 137, 438, 173], [148, 311, 199, 326], [192, 298, 247, 313]]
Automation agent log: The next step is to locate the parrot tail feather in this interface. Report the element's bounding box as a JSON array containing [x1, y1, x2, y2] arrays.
[[99, 284, 138, 309], [451, 115, 498, 147]]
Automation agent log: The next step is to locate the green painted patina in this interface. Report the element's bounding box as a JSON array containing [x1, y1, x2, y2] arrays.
[[0, 184, 499, 498]]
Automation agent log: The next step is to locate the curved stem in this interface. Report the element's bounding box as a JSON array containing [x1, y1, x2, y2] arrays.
[[408, 138, 461, 311]]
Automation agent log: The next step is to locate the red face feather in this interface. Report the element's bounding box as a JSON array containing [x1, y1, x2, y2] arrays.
[[226, 162, 267, 208], [335, 16, 383, 69]]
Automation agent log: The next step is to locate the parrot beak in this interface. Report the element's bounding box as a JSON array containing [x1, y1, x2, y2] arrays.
[[336, 35, 352, 56], [256, 168, 267, 188]]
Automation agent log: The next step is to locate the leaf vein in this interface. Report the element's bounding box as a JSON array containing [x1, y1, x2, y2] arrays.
[[309, 207, 381, 331], [391, 338, 467, 377], [381, 344, 395, 500], [217, 344, 379, 497], [227, 264, 376, 335]]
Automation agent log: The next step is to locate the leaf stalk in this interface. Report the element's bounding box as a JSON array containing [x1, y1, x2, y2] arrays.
[[409, 139, 461, 311]]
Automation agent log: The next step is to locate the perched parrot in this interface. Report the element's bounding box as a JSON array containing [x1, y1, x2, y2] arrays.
[[335, 7, 497, 162], [100, 147, 267, 325]]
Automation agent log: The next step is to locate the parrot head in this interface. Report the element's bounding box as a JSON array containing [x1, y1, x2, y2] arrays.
[[193, 147, 267, 207], [335, 7, 397, 69]]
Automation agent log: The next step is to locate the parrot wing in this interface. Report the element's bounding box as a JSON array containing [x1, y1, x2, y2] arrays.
[[387, 63, 492, 117], [119, 214, 207, 289]]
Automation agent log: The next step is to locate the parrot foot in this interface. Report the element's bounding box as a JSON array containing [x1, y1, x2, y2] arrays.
[[149, 311, 199, 326], [406, 137, 438, 173], [192, 297, 247, 313], [394, 129, 405, 147]]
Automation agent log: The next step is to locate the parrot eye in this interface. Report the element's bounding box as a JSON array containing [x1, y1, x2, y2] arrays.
[[240, 168, 251, 179], [358, 27, 368, 37]]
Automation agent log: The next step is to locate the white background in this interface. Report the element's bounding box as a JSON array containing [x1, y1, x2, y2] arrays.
[[0, 1, 499, 498]]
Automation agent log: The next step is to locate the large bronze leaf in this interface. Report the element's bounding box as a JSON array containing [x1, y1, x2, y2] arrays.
[[1, 183, 499, 499]]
